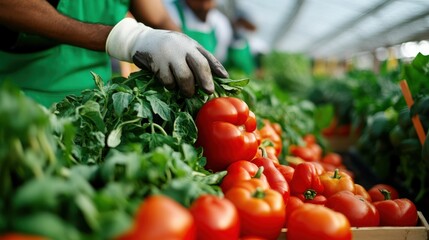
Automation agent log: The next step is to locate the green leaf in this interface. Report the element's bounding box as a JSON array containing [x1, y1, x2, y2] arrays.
[[88, 131, 106, 150], [422, 130, 429, 163], [314, 104, 334, 131], [140, 133, 177, 151], [133, 99, 153, 119], [12, 177, 71, 210], [146, 95, 171, 121], [107, 118, 141, 148], [75, 193, 99, 230], [400, 138, 421, 154], [12, 212, 81, 240], [91, 71, 105, 91], [93, 182, 133, 211], [160, 178, 205, 207], [192, 170, 227, 185], [216, 77, 249, 86], [112, 92, 133, 117], [107, 127, 122, 148], [77, 100, 105, 132], [97, 210, 133, 240], [411, 53, 429, 75], [100, 150, 141, 182], [172, 112, 198, 144]]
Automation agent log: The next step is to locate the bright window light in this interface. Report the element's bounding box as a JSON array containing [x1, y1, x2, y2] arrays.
[[375, 47, 388, 61], [401, 42, 419, 58], [419, 40, 429, 55]]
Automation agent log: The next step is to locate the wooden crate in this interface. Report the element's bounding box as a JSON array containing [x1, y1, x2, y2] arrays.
[[279, 211, 429, 240]]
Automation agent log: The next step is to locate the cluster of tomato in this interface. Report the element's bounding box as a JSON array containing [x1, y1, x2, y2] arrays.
[[1, 98, 421, 240], [194, 97, 420, 240]]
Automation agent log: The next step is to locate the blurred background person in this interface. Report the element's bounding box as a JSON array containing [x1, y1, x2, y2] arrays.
[[163, 0, 233, 64]]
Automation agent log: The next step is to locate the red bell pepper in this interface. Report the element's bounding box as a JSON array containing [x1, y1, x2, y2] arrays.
[[290, 162, 326, 205], [220, 160, 269, 194], [373, 189, 418, 226], [274, 163, 294, 184], [225, 178, 286, 240], [195, 97, 259, 172], [251, 155, 290, 204], [284, 196, 304, 228], [254, 146, 279, 164]]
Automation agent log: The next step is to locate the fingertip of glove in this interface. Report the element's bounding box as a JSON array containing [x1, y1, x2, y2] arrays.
[[202, 86, 215, 95], [215, 66, 229, 78]]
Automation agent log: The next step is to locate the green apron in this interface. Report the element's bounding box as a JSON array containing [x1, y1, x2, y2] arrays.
[[174, 0, 217, 55], [0, 0, 129, 107], [225, 38, 256, 76]]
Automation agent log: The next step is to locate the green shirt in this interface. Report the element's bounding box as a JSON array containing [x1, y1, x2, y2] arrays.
[[0, 0, 130, 107]]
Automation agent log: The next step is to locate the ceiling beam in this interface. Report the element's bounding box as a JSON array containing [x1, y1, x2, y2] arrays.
[[305, 0, 395, 54], [358, 8, 429, 49], [271, 0, 306, 49], [316, 7, 429, 59]]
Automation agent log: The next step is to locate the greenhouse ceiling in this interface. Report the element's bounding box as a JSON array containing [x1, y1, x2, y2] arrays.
[[218, 0, 429, 59]]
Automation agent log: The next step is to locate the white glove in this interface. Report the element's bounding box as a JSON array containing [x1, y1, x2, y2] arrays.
[[106, 18, 229, 97]]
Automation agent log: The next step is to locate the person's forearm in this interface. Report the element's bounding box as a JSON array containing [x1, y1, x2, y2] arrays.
[[0, 0, 112, 51], [130, 0, 180, 31]]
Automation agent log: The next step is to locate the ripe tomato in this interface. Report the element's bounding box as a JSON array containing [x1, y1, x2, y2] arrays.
[[117, 195, 196, 240], [373, 189, 418, 226], [303, 134, 317, 146], [322, 152, 343, 167], [308, 143, 323, 162], [368, 184, 399, 202], [325, 191, 380, 227], [240, 237, 267, 240], [195, 97, 259, 172], [289, 145, 316, 162], [287, 204, 352, 240], [190, 195, 240, 240]]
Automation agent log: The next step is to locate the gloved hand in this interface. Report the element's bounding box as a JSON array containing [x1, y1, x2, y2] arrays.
[[106, 18, 229, 97]]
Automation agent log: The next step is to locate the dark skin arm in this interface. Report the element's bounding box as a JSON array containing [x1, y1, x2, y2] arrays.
[[0, 0, 180, 51], [131, 0, 180, 31], [0, 0, 112, 51]]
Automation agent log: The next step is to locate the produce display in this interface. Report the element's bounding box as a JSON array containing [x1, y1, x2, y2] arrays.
[[1, 53, 428, 240], [308, 53, 429, 217]]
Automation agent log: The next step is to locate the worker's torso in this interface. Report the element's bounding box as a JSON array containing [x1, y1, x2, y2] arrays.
[[173, 0, 218, 55], [0, 0, 129, 107]]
